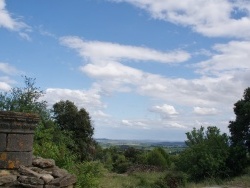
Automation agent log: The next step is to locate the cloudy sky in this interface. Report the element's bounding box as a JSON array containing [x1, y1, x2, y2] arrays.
[[0, 0, 250, 141]]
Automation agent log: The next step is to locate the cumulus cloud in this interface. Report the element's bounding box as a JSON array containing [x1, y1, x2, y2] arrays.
[[122, 119, 148, 129], [194, 107, 218, 115], [43, 88, 104, 111], [150, 104, 178, 118], [167, 122, 187, 129], [0, 76, 17, 92], [110, 0, 250, 39]]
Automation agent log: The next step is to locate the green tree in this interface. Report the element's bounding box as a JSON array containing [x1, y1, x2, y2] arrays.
[[52, 100, 95, 161], [147, 147, 170, 168], [228, 87, 250, 175], [34, 121, 77, 168], [0, 76, 47, 117], [228, 87, 250, 152], [178, 126, 230, 181]]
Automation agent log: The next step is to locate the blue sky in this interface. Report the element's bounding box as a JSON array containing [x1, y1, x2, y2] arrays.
[[1, 0, 250, 141]]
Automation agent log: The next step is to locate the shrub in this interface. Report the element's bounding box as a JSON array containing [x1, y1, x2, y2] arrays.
[[154, 171, 187, 188], [147, 148, 169, 168], [177, 126, 230, 181], [68, 161, 106, 188]]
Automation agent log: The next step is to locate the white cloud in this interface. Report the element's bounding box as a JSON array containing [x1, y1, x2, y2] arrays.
[[82, 61, 143, 80], [60, 36, 191, 95], [0, 0, 30, 37], [167, 122, 187, 129], [122, 119, 149, 129], [0, 62, 21, 75], [150, 104, 178, 118], [60, 36, 190, 64], [59, 35, 250, 133], [110, 0, 250, 39], [0, 76, 17, 91], [0, 0, 28, 31], [43, 88, 104, 112], [93, 110, 110, 118], [0, 81, 11, 91], [196, 41, 250, 75], [194, 107, 218, 115]]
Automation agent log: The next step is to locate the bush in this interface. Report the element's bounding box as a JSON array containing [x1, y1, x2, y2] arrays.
[[147, 148, 170, 168], [154, 171, 187, 188], [177, 126, 230, 181], [68, 161, 106, 188], [33, 122, 77, 169]]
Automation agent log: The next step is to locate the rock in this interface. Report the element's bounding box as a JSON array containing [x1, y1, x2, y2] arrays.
[[18, 175, 44, 185], [18, 183, 44, 188], [48, 174, 77, 187], [30, 166, 52, 174], [0, 170, 11, 176], [65, 185, 74, 188], [32, 157, 55, 168], [52, 166, 69, 178], [19, 165, 41, 177], [0, 156, 76, 187], [40, 174, 54, 183], [0, 175, 17, 185], [44, 185, 58, 188]]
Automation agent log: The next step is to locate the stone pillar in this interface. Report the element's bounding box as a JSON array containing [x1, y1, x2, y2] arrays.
[[0, 111, 39, 169]]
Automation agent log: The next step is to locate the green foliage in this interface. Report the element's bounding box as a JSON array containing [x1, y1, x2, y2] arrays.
[[154, 171, 187, 188], [0, 76, 47, 117], [228, 87, 250, 174], [147, 148, 170, 168], [33, 121, 77, 169], [178, 126, 230, 181], [124, 147, 141, 163], [68, 161, 106, 188], [52, 100, 96, 161], [111, 151, 131, 173]]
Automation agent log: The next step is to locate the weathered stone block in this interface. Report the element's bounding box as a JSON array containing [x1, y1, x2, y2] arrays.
[[0, 152, 33, 169], [0, 133, 6, 151], [7, 134, 34, 152], [48, 174, 77, 187], [0, 175, 17, 185], [18, 175, 44, 185], [32, 157, 55, 168]]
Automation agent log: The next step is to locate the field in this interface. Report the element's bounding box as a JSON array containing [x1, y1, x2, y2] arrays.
[[96, 138, 186, 154]]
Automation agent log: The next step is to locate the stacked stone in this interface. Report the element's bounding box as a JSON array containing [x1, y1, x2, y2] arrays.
[[0, 156, 77, 187], [0, 111, 39, 169]]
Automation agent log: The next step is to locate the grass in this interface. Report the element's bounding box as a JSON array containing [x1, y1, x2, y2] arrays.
[[98, 169, 250, 188], [99, 172, 165, 188], [224, 169, 250, 188]]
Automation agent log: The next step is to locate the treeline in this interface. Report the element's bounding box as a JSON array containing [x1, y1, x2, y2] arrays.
[[0, 76, 249, 188]]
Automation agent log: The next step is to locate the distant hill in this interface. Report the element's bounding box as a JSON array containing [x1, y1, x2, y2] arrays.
[[95, 138, 186, 147]]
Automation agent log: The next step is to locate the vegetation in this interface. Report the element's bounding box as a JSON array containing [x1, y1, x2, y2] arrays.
[[0, 77, 249, 187], [177, 126, 230, 181], [228, 87, 250, 175], [52, 100, 96, 161]]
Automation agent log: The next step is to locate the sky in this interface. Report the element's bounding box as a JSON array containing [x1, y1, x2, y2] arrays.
[[0, 0, 250, 141]]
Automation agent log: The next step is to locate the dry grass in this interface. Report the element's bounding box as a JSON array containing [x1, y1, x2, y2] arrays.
[[99, 172, 165, 188], [98, 168, 250, 188]]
